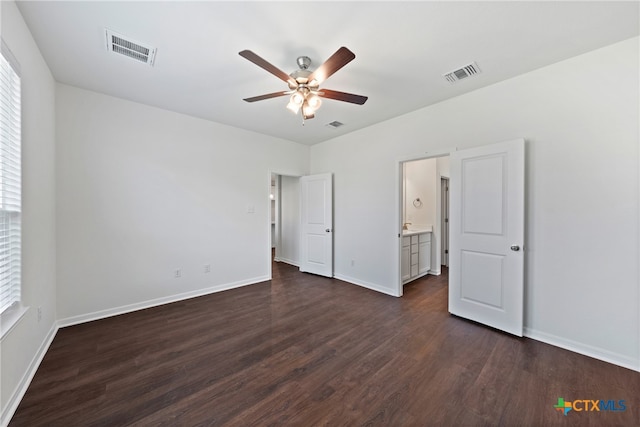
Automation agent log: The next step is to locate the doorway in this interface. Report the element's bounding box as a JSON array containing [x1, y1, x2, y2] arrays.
[[268, 172, 335, 280], [399, 155, 450, 294], [398, 139, 525, 336], [268, 173, 301, 279]]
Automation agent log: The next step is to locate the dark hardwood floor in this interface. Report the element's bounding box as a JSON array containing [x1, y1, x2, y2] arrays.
[[10, 261, 639, 426]]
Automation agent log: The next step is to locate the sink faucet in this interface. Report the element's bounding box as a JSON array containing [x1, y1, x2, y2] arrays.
[[403, 222, 411, 230]]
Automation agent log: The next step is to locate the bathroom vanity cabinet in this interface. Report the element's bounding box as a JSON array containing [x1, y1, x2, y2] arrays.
[[401, 231, 431, 284]]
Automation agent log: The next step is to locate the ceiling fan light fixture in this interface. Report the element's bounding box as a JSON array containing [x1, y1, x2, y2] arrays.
[[291, 91, 305, 105], [286, 99, 301, 114], [287, 91, 305, 114], [302, 100, 316, 118], [306, 93, 322, 110]]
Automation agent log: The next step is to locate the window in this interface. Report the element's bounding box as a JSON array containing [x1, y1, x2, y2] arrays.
[[0, 42, 21, 317]]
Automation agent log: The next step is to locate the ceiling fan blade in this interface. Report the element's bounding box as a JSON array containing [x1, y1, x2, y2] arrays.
[[318, 89, 368, 105], [239, 50, 297, 87], [243, 91, 290, 102], [307, 47, 356, 85]]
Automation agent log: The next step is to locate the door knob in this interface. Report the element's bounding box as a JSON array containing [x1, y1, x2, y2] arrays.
[[326, 228, 332, 233], [510, 245, 520, 251]]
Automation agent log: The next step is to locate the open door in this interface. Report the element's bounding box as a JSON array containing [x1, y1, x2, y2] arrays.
[[449, 139, 525, 336], [299, 173, 333, 277]]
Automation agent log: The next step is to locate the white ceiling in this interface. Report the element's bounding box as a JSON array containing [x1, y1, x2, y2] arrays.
[[15, 1, 639, 146]]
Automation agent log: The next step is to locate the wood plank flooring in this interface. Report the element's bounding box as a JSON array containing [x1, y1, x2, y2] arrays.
[[9, 262, 640, 426]]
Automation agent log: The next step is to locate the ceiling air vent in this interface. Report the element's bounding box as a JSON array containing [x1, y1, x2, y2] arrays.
[[105, 29, 157, 66], [326, 121, 344, 129], [443, 62, 481, 83]]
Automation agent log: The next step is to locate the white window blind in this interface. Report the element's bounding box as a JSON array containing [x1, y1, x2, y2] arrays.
[[0, 45, 21, 315]]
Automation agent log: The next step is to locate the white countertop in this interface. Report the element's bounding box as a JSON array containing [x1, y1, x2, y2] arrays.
[[402, 226, 433, 236]]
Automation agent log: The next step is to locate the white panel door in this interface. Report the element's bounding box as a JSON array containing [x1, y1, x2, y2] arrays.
[[449, 139, 525, 336], [299, 173, 333, 277]]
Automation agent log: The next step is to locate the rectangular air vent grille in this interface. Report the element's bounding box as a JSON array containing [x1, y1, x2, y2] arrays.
[[326, 121, 344, 129], [443, 62, 481, 83], [106, 29, 156, 66]]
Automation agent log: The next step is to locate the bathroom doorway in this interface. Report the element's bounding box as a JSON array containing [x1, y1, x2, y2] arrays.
[[398, 139, 525, 335], [399, 155, 450, 292]]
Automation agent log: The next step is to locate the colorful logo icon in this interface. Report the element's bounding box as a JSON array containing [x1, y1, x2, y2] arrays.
[[554, 398, 572, 416]]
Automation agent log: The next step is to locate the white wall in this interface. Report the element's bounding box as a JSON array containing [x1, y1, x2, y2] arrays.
[[55, 84, 309, 324], [0, 1, 57, 423], [404, 158, 437, 230], [436, 156, 450, 178], [277, 175, 300, 266], [311, 37, 639, 370]]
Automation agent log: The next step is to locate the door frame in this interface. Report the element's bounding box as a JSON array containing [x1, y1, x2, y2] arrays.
[[441, 177, 450, 267], [396, 148, 453, 296]]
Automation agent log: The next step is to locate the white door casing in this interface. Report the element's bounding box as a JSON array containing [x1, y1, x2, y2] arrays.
[[299, 173, 333, 277], [449, 139, 525, 336], [441, 178, 450, 267]]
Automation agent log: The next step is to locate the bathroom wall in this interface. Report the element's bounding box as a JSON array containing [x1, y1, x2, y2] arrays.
[[403, 158, 437, 230]]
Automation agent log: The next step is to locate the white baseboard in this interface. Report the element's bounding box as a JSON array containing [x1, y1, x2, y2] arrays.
[[274, 257, 299, 267], [58, 276, 269, 328], [524, 327, 640, 372], [333, 273, 400, 297], [1, 323, 58, 427]]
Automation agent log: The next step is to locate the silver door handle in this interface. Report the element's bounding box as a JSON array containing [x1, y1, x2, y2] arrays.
[[510, 245, 520, 251], [326, 228, 332, 233]]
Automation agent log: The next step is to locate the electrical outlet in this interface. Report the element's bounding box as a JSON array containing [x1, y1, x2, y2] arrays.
[[175, 268, 182, 278], [204, 264, 211, 273], [37, 306, 42, 322]]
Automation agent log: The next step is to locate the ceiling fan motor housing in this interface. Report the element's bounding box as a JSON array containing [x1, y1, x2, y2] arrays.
[[296, 56, 311, 70], [288, 69, 317, 90]]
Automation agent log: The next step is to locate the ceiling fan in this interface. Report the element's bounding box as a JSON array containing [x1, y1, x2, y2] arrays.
[[239, 47, 368, 121]]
